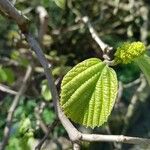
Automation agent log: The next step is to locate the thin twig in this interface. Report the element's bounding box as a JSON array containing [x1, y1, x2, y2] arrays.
[[0, 84, 17, 95], [123, 78, 141, 88], [105, 125, 117, 149], [36, 6, 48, 44], [0, 65, 32, 150], [82, 16, 113, 54], [35, 119, 59, 150], [115, 81, 124, 109], [140, 6, 148, 44], [34, 106, 49, 134], [68, 1, 113, 60], [51, 23, 84, 35]]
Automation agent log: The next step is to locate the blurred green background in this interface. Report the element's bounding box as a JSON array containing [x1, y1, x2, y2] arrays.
[[0, 0, 150, 149]]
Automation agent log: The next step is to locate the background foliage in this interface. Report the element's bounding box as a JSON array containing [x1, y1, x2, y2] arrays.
[[0, 0, 150, 149]]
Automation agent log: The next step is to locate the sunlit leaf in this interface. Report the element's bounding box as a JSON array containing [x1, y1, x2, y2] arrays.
[[19, 118, 33, 137], [54, 0, 65, 9], [60, 58, 118, 128]]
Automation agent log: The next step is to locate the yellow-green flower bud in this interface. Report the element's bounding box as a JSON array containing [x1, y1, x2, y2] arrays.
[[114, 42, 146, 64]]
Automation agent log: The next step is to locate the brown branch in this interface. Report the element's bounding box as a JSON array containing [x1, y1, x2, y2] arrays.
[[0, 65, 32, 150]]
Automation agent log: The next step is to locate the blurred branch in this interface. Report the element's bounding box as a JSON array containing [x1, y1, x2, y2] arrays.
[[34, 104, 48, 134], [25, 33, 81, 142], [123, 78, 141, 88], [116, 82, 123, 104], [73, 142, 81, 150], [140, 6, 149, 44], [103, 1, 139, 11], [0, 65, 32, 150], [122, 75, 146, 135], [0, 9, 10, 18], [104, 125, 118, 149], [0, 84, 17, 95], [9, 0, 16, 5], [35, 118, 59, 150], [36, 6, 48, 45], [0, 57, 19, 66], [51, 23, 84, 35]]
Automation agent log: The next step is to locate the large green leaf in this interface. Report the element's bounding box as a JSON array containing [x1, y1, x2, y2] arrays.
[[60, 58, 118, 128], [135, 54, 150, 86]]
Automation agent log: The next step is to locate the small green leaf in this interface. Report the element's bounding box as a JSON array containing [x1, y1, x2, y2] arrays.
[[0, 67, 7, 82], [41, 80, 52, 101], [54, 0, 65, 9], [42, 109, 56, 124], [3, 68, 15, 84], [135, 54, 150, 86], [19, 118, 33, 137], [60, 58, 118, 128], [0, 67, 15, 84]]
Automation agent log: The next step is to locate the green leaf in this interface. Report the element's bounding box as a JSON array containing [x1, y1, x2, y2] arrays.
[[41, 80, 52, 101], [134, 54, 150, 86], [54, 0, 65, 9], [42, 109, 56, 124], [60, 58, 118, 128], [3, 68, 15, 84], [19, 118, 33, 136], [0, 67, 15, 84], [0, 67, 7, 82]]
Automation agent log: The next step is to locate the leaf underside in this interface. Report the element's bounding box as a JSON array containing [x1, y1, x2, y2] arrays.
[[60, 58, 118, 128]]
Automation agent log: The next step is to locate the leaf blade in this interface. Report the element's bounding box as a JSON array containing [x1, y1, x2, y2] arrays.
[[60, 58, 118, 128]]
